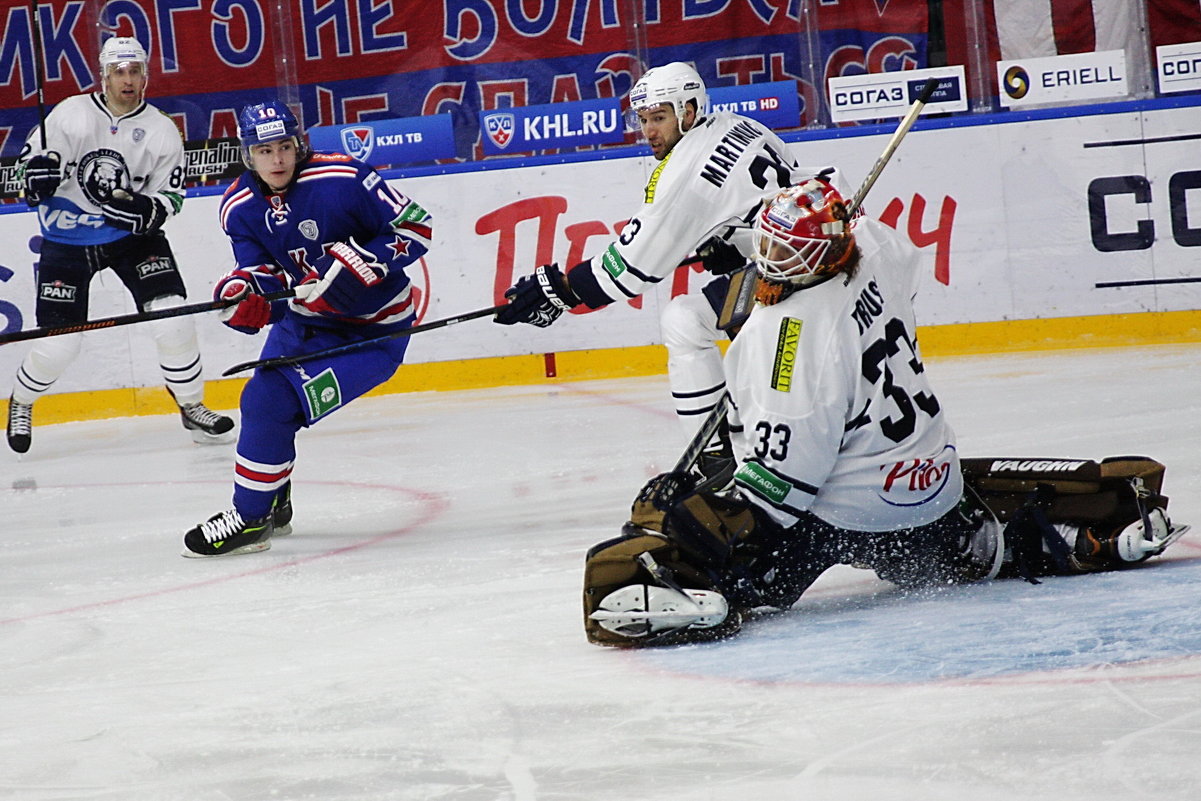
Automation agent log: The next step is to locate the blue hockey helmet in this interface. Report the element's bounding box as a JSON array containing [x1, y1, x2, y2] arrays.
[[237, 101, 307, 166]]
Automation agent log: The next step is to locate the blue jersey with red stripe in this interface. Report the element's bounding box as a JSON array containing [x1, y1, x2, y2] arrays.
[[218, 152, 433, 331]]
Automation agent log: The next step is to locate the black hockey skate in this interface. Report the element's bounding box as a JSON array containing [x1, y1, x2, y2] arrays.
[[271, 481, 293, 536], [169, 389, 234, 443], [6, 394, 32, 454], [183, 509, 273, 557]]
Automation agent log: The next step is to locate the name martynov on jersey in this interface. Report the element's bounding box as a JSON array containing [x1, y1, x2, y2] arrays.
[[563, 111, 836, 310], [25, 93, 186, 246], [218, 152, 433, 330]]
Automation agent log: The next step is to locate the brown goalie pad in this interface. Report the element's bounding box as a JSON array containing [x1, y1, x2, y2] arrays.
[[961, 455, 1170, 577]]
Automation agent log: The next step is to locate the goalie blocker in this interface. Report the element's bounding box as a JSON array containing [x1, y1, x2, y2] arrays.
[[583, 454, 1189, 647]]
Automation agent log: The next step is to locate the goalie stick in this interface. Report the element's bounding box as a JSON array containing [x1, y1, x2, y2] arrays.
[[666, 77, 940, 483], [221, 303, 504, 375], [0, 286, 308, 345]]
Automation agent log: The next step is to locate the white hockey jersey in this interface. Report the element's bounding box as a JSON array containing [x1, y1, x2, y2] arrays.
[[19, 93, 186, 246], [564, 111, 833, 308], [724, 218, 962, 532]]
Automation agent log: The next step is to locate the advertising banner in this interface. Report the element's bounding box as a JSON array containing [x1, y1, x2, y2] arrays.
[[709, 82, 801, 130], [308, 115, 457, 168], [479, 99, 624, 155], [998, 50, 1128, 108], [1156, 41, 1201, 95], [827, 67, 967, 123]]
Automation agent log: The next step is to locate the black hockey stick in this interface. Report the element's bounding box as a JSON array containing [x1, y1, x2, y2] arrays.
[[0, 287, 303, 345], [667, 77, 940, 480], [29, 0, 47, 149], [221, 304, 505, 376]]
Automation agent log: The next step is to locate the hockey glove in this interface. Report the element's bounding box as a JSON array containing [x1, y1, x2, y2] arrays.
[[22, 153, 62, 206], [214, 271, 271, 334], [495, 263, 580, 327], [101, 190, 170, 235], [300, 241, 389, 315], [696, 236, 747, 275]]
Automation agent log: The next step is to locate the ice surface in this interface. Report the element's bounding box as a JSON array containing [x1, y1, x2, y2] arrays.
[[3, 344, 1201, 800]]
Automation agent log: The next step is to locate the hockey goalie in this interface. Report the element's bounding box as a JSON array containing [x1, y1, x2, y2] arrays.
[[582, 179, 1190, 648]]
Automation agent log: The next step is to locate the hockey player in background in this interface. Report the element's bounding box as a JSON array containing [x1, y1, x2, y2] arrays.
[[494, 61, 838, 458], [181, 100, 433, 557], [6, 36, 233, 454], [583, 179, 1187, 647]]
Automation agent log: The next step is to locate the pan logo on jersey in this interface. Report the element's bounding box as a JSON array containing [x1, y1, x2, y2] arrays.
[[340, 127, 374, 162], [877, 447, 955, 506], [39, 280, 77, 302], [771, 317, 802, 392], [76, 149, 130, 206], [301, 368, 343, 419], [484, 114, 515, 150]]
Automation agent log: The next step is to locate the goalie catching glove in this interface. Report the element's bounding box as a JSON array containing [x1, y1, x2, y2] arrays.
[[495, 263, 581, 327], [300, 240, 388, 316], [101, 189, 170, 234], [22, 153, 62, 206]]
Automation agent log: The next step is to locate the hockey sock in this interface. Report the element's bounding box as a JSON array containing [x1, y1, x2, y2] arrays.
[[232, 369, 304, 518]]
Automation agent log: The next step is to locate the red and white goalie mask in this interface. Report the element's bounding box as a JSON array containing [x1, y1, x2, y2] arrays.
[[751, 178, 855, 284]]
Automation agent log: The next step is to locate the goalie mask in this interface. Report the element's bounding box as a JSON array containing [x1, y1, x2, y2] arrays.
[[237, 101, 308, 167], [751, 178, 856, 285], [626, 62, 708, 135]]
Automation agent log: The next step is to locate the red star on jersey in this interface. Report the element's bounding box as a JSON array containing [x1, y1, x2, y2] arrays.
[[387, 236, 411, 259]]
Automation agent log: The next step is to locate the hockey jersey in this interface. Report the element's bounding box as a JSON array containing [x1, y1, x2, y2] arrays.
[[565, 111, 833, 308], [218, 153, 432, 330], [724, 218, 962, 532], [19, 93, 186, 246]]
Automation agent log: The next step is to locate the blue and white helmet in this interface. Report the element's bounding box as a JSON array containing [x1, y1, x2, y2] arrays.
[[237, 101, 307, 166], [626, 62, 708, 133]]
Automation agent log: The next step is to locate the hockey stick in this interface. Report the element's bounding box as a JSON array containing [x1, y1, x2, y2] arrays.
[[29, 0, 47, 149], [220, 304, 505, 376], [667, 77, 939, 480], [0, 287, 303, 345]]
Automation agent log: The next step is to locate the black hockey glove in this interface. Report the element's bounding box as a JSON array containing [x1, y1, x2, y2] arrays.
[[495, 263, 580, 327], [101, 190, 170, 235], [696, 236, 747, 275], [22, 153, 62, 207]]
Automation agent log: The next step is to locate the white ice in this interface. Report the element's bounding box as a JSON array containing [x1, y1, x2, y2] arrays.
[[3, 344, 1201, 801]]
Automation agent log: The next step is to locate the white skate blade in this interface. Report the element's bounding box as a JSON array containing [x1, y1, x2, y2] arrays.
[[273, 523, 293, 536], [180, 540, 271, 558], [590, 585, 728, 638], [189, 428, 236, 445]]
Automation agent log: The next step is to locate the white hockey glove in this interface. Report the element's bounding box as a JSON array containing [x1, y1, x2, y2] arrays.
[[101, 189, 170, 234]]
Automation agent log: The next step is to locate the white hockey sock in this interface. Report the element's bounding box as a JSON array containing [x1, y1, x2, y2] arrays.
[[11, 333, 82, 404], [146, 296, 205, 405]]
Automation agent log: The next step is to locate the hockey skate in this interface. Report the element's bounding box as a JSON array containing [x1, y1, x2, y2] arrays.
[[590, 583, 730, 640], [271, 481, 293, 536], [169, 389, 234, 444], [1070, 508, 1190, 568], [6, 394, 32, 454], [182, 509, 273, 557]]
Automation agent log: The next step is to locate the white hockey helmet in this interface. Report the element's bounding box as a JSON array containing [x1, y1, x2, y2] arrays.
[[99, 36, 148, 75], [752, 178, 856, 284], [626, 62, 708, 134]]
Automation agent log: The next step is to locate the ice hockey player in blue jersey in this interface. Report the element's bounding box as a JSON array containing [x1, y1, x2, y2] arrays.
[[182, 100, 433, 557]]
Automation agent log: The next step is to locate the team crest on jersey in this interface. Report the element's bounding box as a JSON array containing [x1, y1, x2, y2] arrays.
[[132, 128, 145, 143], [76, 148, 130, 205], [340, 127, 374, 161], [483, 113, 515, 149], [40, 280, 77, 302], [299, 220, 319, 240]]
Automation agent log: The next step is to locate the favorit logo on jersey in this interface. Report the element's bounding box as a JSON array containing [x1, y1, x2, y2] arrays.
[[771, 317, 802, 392], [878, 448, 954, 506]]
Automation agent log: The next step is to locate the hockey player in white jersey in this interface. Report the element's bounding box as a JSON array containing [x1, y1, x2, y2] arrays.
[[6, 36, 232, 454], [582, 178, 1004, 646], [495, 62, 835, 450]]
